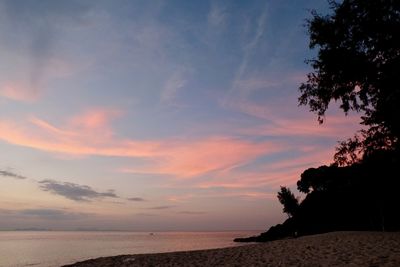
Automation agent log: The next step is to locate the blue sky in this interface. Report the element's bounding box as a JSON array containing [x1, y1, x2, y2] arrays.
[[0, 0, 361, 231]]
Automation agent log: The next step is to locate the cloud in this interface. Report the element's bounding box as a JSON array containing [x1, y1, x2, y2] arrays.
[[178, 211, 207, 215], [0, 170, 27, 180], [208, 3, 227, 28], [237, 114, 361, 138], [127, 197, 145, 202], [120, 137, 279, 178], [231, 5, 267, 91], [161, 71, 187, 105], [134, 213, 156, 217], [38, 179, 118, 202], [147, 206, 175, 210], [188, 145, 336, 192], [0, 109, 279, 178], [0, 0, 92, 101], [167, 194, 193, 203], [67, 108, 122, 134], [0, 110, 160, 158], [166, 191, 277, 204], [0, 82, 40, 102], [220, 72, 362, 141]]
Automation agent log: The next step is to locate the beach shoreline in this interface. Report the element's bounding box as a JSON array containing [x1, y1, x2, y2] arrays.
[[64, 231, 400, 266]]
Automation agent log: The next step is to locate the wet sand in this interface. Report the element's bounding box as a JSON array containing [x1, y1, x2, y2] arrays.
[[64, 231, 400, 266]]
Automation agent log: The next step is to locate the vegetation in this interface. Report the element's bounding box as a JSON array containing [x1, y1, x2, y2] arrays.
[[277, 186, 299, 218], [235, 0, 400, 243], [299, 0, 400, 164]]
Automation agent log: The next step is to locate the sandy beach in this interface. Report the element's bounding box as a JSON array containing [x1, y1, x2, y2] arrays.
[[64, 231, 400, 266]]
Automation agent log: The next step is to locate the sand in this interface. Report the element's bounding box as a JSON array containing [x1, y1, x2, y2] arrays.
[[63, 231, 400, 267]]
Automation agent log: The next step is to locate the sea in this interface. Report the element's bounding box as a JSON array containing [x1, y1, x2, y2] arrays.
[[0, 231, 257, 267]]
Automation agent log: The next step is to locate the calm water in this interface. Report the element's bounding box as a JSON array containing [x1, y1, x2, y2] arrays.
[[0, 231, 257, 267]]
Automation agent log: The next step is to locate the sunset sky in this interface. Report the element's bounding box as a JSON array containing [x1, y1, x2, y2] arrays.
[[0, 0, 362, 231]]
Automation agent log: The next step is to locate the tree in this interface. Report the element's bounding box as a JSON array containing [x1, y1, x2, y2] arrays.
[[299, 0, 400, 165], [277, 186, 299, 218], [297, 165, 332, 194]]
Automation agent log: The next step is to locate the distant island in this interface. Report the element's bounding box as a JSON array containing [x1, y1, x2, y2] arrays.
[[11, 227, 50, 231]]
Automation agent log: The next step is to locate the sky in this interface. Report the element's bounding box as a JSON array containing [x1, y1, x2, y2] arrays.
[[0, 0, 362, 231]]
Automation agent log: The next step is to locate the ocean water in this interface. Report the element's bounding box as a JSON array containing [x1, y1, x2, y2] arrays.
[[0, 231, 257, 267]]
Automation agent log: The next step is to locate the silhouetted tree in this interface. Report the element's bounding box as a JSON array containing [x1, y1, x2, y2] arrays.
[[237, 1, 400, 243], [277, 186, 299, 218], [299, 0, 400, 165], [297, 165, 332, 193]]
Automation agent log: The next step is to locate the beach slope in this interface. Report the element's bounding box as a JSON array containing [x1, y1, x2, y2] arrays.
[[64, 231, 400, 267]]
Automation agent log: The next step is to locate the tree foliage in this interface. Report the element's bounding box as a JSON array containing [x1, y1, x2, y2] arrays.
[[277, 186, 299, 218], [299, 0, 400, 165], [297, 165, 332, 194]]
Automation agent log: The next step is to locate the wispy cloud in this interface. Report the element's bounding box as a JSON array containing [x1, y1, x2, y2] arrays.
[[120, 137, 279, 178], [0, 169, 27, 180], [236, 114, 362, 138], [127, 197, 145, 202], [147, 206, 175, 210], [189, 145, 335, 192], [220, 5, 270, 121], [0, 82, 40, 102], [167, 191, 277, 203], [0, 110, 160, 158], [0, 0, 91, 101], [39, 179, 118, 202], [134, 213, 156, 217], [232, 6, 268, 90], [167, 194, 194, 203], [161, 70, 187, 105], [178, 211, 207, 215], [0, 109, 280, 178], [208, 3, 227, 28]]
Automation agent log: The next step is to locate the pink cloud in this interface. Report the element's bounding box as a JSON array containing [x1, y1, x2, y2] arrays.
[[120, 137, 279, 178], [0, 58, 78, 102], [221, 92, 363, 142], [0, 110, 161, 157], [238, 114, 361, 138], [69, 109, 121, 130], [222, 72, 363, 141], [0, 109, 278, 178], [0, 82, 40, 102], [167, 191, 276, 202], [194, 169, 299, 189], [67, 108, 122, 138], [192, 147, 334, 190]]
